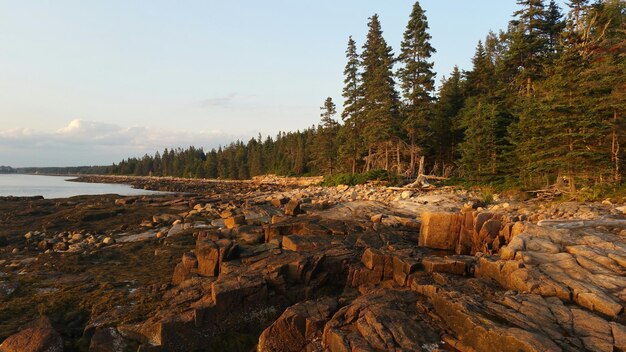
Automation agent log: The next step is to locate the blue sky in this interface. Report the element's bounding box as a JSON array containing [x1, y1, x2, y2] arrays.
[[0, 1, 568, 167]]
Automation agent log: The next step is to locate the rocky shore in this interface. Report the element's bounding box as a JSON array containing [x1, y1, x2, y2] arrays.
[[1, 176, 625, 351]]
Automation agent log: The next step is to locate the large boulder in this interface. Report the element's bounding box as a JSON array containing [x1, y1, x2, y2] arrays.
[[258, 298, 339, 352], [195, 239, 220, 277], [89, 327, 126, 352], [418, 212, 462, 250], [284, 199, 302, 216], [0, 317, 63, 352], [322, 289, 442, 351], [194, 237, 237, 278]]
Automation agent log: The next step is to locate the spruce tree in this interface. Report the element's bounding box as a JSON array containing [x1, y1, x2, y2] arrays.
[[313, 97, 340, 174], [360, 14, 400, 171], [432, 66, 464, 165], [340, 36, 364, 173], [458, 41, 507, 180], [507, 0, 550, 95], [544, 0, 566, 57], [580, 0, 626, 183], [397, 1, 437, 173], [510, 0, 625, 189]]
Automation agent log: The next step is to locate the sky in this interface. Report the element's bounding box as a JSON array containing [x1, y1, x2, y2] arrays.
[[0, 1, 567, 167]]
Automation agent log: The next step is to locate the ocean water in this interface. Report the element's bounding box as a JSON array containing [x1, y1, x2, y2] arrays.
[[0, 174, 167, 199]]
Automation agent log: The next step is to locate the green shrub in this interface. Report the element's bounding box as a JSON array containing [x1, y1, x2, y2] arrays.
[[574, 183, 626, 202], [321, 169, 401, 186]]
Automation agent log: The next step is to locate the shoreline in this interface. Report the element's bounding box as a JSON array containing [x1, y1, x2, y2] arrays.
[[69, 174, 324, 194]]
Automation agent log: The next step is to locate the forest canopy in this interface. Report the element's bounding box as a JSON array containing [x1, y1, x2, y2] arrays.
[[97, 0, 624, 191]]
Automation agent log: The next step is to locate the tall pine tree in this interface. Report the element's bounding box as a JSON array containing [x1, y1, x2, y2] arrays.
[[432, 66, 464, 165], [313, 97, 340, 174], [361, 14, 400, 171], [507, 0, 550, 96], [339, 36, 364, 173], [397, 1, 437, 174]]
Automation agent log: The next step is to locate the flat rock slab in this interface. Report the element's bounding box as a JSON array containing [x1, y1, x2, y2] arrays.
[[282, 234, 333, 252], [116, 228, 167, 243], [322, 289, 442, 351]]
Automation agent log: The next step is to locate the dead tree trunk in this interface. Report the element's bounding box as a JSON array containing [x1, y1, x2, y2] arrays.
[[612, 111, 621, 182], [385, 143, 389, 171]]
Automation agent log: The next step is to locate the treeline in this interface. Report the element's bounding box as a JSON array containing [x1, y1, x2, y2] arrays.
[[18, 166, 109, 175], [106, 132, 317, 179], [103, 0, 624, 190], [0, 166, 17, 174]]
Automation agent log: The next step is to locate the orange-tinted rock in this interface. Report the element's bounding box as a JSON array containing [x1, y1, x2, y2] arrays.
[[418, 212, 462, 250], [422, 255, 474, 276], [473, 218, 502, 254], [223, 215, 246, 229], [196, 239, 220, 277], [284, 199, 302, 216], [282, 234, 332, 252], [361, 248, 384, 270], [0, 317, 63, 352], [456, 209, 475, 255]]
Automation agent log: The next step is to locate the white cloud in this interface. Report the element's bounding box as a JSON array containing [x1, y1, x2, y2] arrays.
[[199, 93, 238, 108], [0, 119, 243, 167]]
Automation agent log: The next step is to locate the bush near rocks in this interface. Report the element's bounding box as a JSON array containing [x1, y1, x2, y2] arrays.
[[321, 169, 401, 186]]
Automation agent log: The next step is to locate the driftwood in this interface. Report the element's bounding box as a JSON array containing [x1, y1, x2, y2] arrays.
[[538, 218, 626, 229], [528, 182, 575, 200], [404, 156, 448, 189], [387, 187, 422, 191]]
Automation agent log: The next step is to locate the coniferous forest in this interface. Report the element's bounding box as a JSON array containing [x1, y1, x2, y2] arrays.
[[103, 0, 625, 192]]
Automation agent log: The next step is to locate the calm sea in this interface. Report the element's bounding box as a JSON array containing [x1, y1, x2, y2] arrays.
[[0, 174, 166, 199]]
